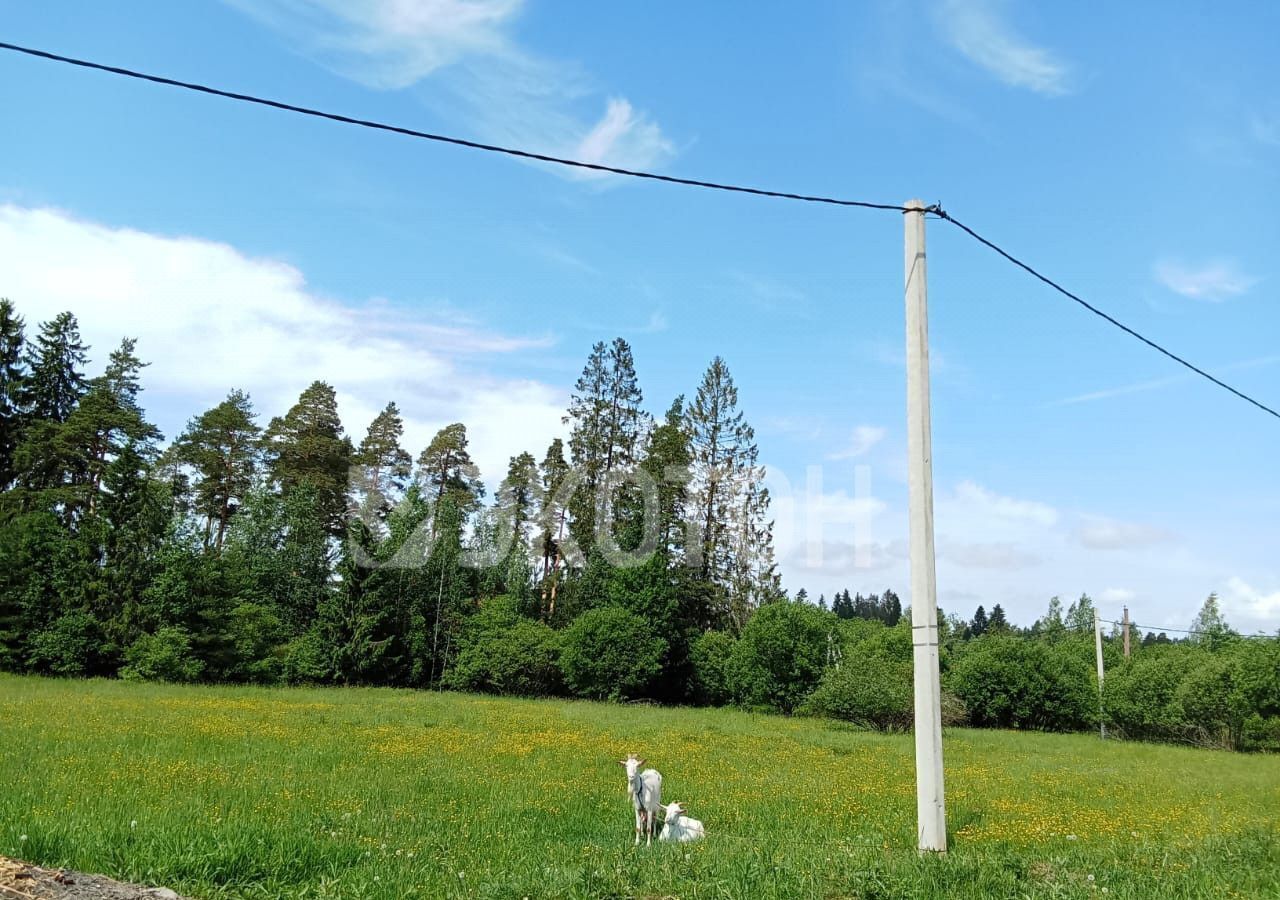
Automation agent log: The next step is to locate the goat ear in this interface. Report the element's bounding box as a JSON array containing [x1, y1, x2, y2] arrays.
[[637, 758, 646, 766], [617, 760, 627, 766]]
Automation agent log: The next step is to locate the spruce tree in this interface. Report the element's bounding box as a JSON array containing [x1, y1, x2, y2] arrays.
[[566, 338, 648, 558], [684, 356, 775, 629], [23, 311, 88, 423], [987, 603, 1009, 633], [0, 299, 27, 490], [971, 605, 989, 637]]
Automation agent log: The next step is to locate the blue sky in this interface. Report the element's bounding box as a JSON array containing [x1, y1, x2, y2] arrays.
[[1, 0, 1277, 632]]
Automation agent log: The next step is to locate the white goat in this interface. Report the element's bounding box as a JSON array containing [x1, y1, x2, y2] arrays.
[[659, 801, 705, 843], [619, 754, 662, 846]]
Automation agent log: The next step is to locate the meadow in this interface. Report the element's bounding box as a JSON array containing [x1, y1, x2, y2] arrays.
[[1, 675, 1277, 899]]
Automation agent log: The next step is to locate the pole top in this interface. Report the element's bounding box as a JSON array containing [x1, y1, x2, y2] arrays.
[[904, 199, 928, 211]]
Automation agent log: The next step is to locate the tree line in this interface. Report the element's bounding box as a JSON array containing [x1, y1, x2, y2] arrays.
[[1, 297, 1275, 752]]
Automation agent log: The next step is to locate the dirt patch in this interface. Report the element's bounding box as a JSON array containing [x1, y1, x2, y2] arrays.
[[0, 858, 188, 900]]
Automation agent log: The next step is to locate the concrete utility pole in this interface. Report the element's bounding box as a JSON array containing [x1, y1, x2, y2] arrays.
[[1094, 608, 1107, 739], [1122, 606, 1131, 659], [904, 199, 946, 853]]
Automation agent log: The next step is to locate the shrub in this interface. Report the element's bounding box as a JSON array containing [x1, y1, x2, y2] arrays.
[[1241, 714, 1280, 753], [949, 635, 1094, 732], [1102, 649, 1203, 742], [690, 630, 736, 705], [801, 654, 913, 731], [728, 601, 834, 713], [120, 627, 204, 683], [1177, 656, 1249, 750], [27, 612, 107, 677], [559, 606, 666, 701], [447, 619, 562, 697], [278, 628, 331, 685]]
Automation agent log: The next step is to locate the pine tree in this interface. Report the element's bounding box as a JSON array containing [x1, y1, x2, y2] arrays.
[[172, 390, 262, 551], [970, 605, 989, 637], [537, 438, 570, 618], [639, 397, 692, 558], [417, 423, 484, 516], [685, 356, 775, 629], [0, 299, 27, 490], [66, 338, 161, 513], [351, 402, 412, 528], [265, 381, 353, 538]]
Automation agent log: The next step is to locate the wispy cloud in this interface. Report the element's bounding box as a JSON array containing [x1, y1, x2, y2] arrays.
[[1074, 515, 1173, 551], [827, 425, 887, 460], [1050, 355, 1280, 407], [934, 0, 1072, 96], [1154, 258, 1259, 301], [1252, 113, 1280, 148], [953, 480, 1058, 527], [1051, 374, 1184, 407], [226, 0, 676, 176]]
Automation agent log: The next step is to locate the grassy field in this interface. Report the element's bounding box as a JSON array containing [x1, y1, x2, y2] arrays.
[[1, 676, 1277, 899]]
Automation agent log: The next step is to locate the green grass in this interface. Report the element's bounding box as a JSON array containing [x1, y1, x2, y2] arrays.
[[1, 675, 1277, 899]]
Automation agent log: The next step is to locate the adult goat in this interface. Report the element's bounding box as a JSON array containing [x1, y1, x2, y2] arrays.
[[619, 754, 662, 846]]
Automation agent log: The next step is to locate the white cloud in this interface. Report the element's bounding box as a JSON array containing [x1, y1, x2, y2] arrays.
[[1074, 516, 1173, 551], [827, 425, 887, 460], [1221, 577, 1280, 623], [573, 98, 674, 175], [940, 540, 1039, 569], [934, 0, 1071, 95], [1153, 258, 1259, 301], [952, 480, 1058, 527], [0, 204, 565, 485], [227, 0, 676, 175], [1100, 587, 1135, 604]]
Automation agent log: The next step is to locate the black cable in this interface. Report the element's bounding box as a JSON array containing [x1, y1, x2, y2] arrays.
[[933, 209, 1280, 421], [1099, 618, 1274, 639], [3, 40, 1277, 423], [0, 40, 905, 213]]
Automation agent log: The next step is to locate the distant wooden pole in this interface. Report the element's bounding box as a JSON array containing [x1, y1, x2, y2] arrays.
[[1094, 608, 1107, 739], [1122, 606, 1131, 659], [904, 199, 947, 853]]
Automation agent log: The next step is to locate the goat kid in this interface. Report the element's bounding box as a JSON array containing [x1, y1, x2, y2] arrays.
[[619, 754, 662, 846], [659, 801, 706, 843]]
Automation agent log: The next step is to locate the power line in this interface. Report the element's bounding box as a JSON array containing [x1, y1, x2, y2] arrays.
[[0, 41, 905, 213], [1, 39, 1277, 422], [1099, 618, 1275, 639], [933, 209, 1280, 421]]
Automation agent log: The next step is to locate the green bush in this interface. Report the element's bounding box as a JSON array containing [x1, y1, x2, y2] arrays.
[[949, 635, 1094, 732], [119, 627, 204, 683], [690, 629, 736, 705], [1241, 714, 1280, 753], [728, 601, 834, 712], [278, 628, 331, 685], [559, 606, 666, 701], [27, 612, 107, 677], [1102, 648, 1203, 742], [446, 619, 562, 697], [1177, 656, 1249, 750], [801, 654, 913, 731]]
